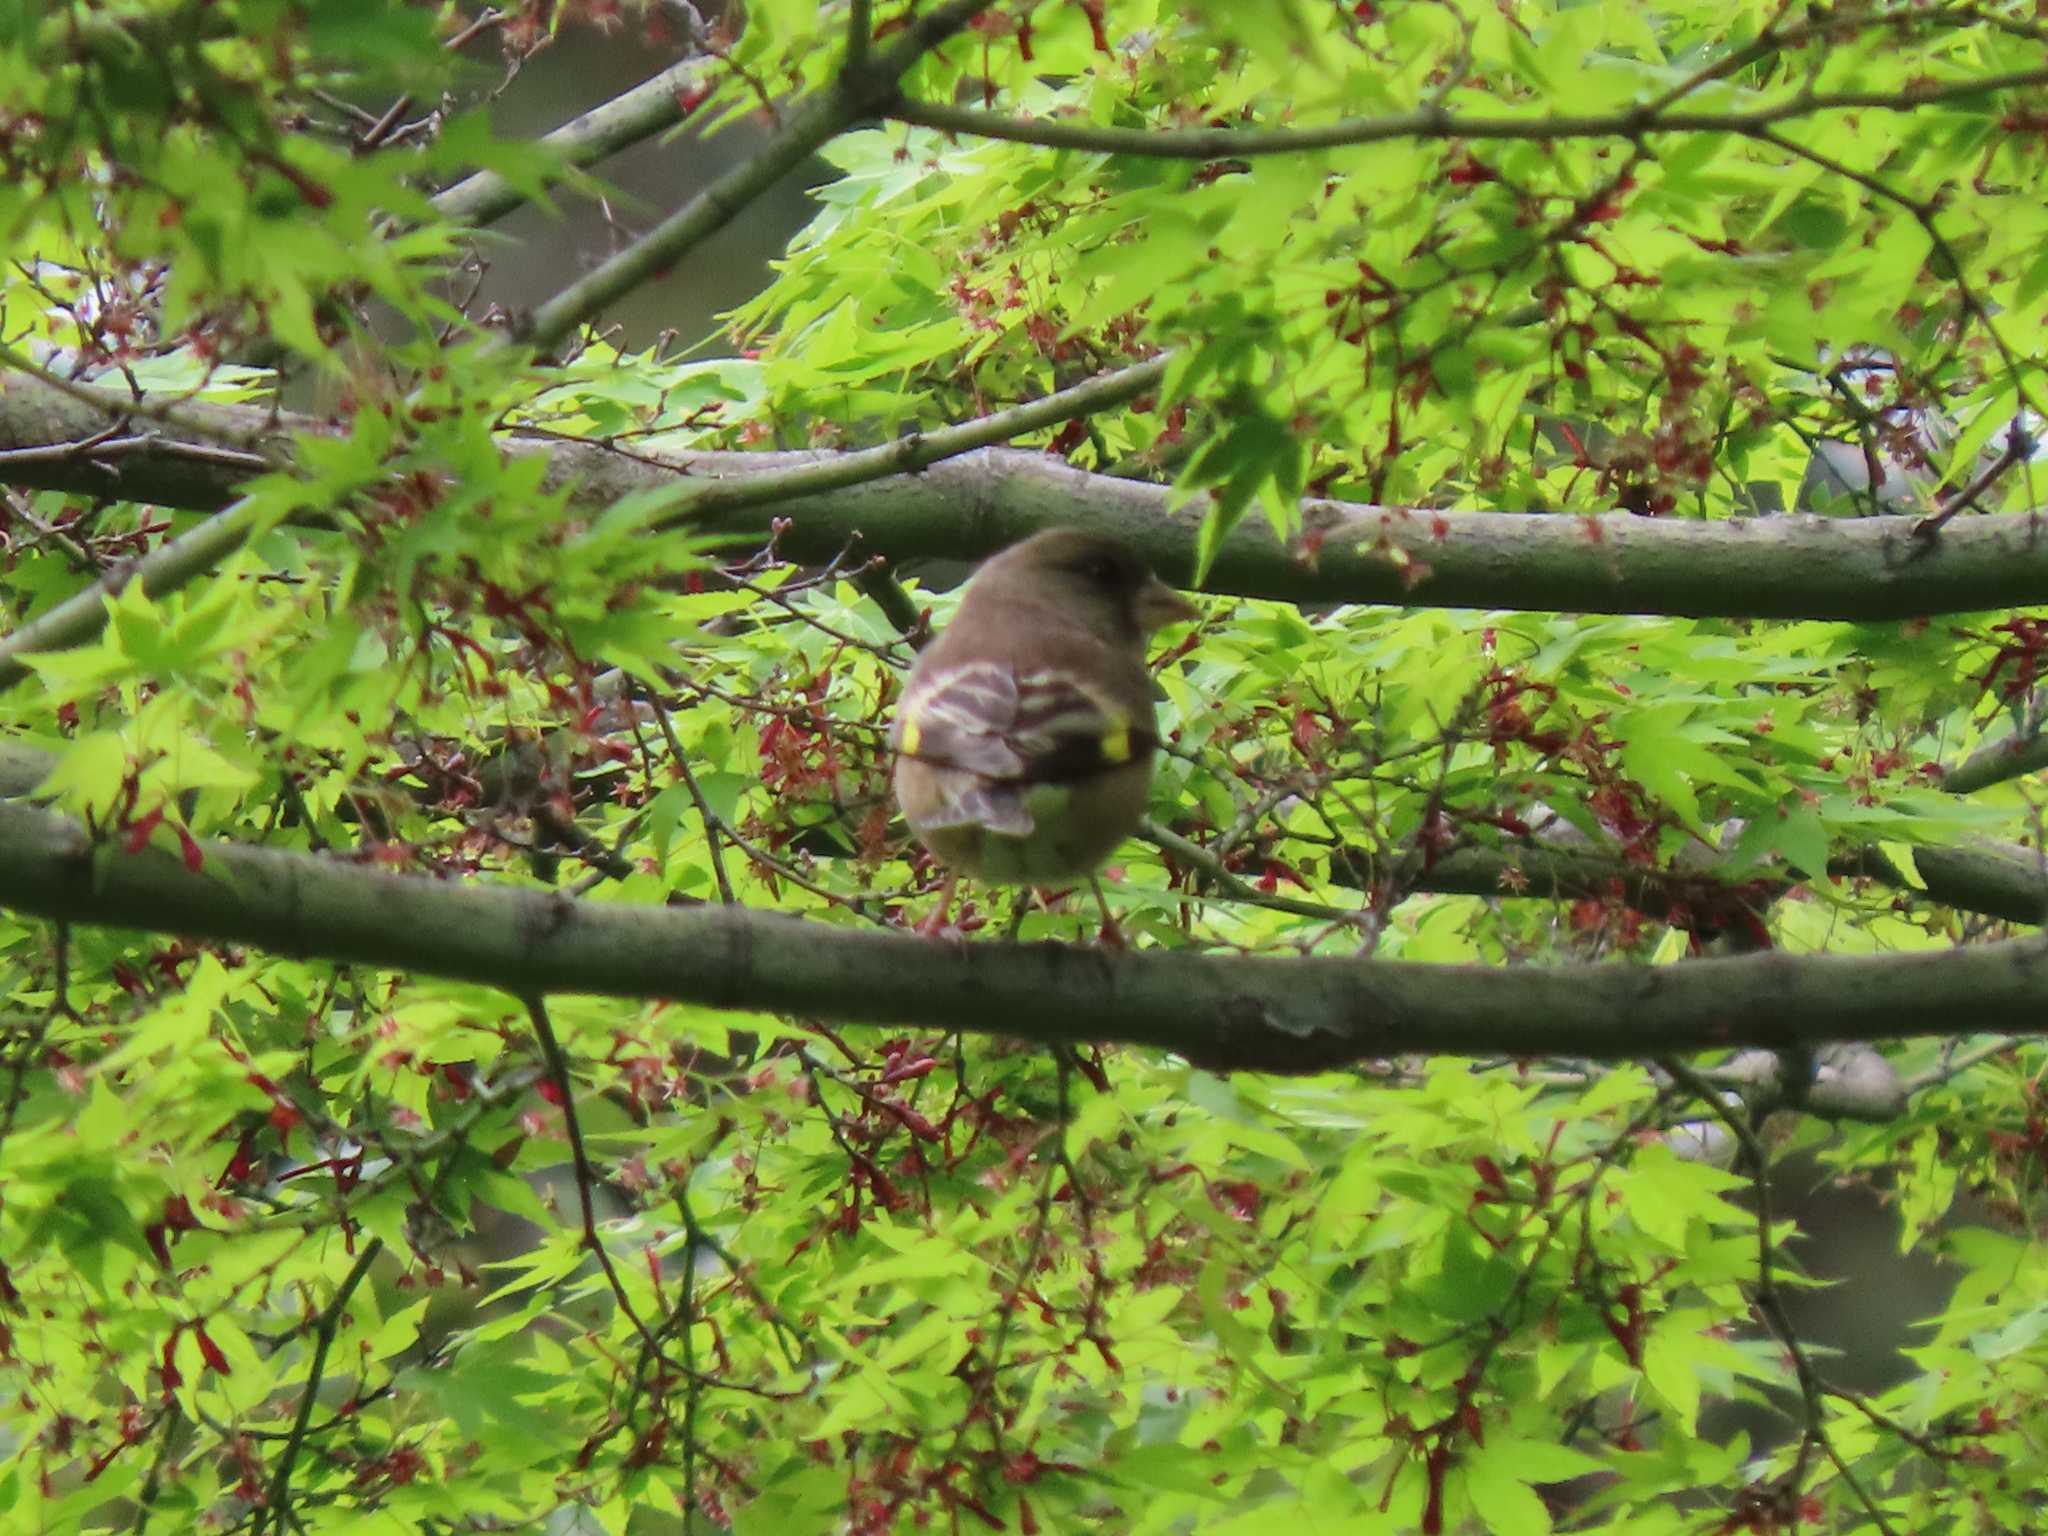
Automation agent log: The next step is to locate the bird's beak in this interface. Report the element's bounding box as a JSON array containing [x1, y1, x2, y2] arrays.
[[1136, 576, 1200, 632]]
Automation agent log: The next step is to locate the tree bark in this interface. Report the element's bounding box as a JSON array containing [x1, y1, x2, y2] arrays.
[[4, 372, 2044, 621], [4, 798, 2044, 1071]]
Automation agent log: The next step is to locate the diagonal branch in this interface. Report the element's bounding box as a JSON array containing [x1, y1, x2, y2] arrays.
[[1943, 719, 2048, 795], [432, 58, 714, 230], [510, 0, 991, 356], [0, 495, 269, 690]]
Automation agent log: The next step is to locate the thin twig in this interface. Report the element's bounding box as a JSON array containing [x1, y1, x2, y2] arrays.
[[1902, 1034, 2024, 1094], [526, 993, 667, 1350], [1142, 819, 1370, 926], [644, 688, 736, 906], [646, 354, 1170, 532], [442, 7, 505, 53], [1660, 1057, 1902, 1536], [1914, 420, 2040, 537], [891, 64, 2048, 159], [1745, 123, 2042, 429], [264, 1237, 385, 1533], [524, 995, 799, 1399]]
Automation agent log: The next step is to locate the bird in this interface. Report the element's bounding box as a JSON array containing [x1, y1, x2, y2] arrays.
[[891, 528, 1198, 938]]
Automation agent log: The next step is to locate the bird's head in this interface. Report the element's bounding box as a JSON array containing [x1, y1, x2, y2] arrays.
[[969, 529, 1198, 646]]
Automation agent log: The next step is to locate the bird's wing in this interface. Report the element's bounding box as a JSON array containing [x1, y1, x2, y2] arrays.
[[1003, 667, 1153, 781], [897, 660, 1149, 779], [894, 661, 1031, 779], [894, 661, 1152, 835]]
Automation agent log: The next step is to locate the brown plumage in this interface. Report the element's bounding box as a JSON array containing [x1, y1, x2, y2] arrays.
[[891, 530, 1196, 907]]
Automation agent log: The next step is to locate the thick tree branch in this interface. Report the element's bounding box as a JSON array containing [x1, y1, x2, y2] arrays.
[[0, 361, 1161, 683], [1427, 838, 2048, 928], [1834, 841, 2048, 926], [0, 729, 2037, 927], [0, 373, 289, 508], [1940, 723, 2048, 796], [507, 451, 2048, 621], [8, 374, 2048, 621], [3, 799, 2046, 1072]]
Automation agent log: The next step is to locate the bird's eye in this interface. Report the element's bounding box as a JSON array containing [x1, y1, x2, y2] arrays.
[[1081, 556, 1122, 586]]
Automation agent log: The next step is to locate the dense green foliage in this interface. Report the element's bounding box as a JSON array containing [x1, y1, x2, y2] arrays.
[[4, 1, 2048, 1533]]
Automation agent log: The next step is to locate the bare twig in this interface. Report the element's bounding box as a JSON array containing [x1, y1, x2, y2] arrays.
[[524, 995, 802, 1400], [1901, 1034, 2024, 1094], [526, 993, 667, 1351], [1915, 420, 2041, 537]]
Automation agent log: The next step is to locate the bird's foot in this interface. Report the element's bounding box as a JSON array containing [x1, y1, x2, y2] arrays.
[[1087, 875, 1125, 950], [915, 915, 981, 947], [912, 874, 962, 938]]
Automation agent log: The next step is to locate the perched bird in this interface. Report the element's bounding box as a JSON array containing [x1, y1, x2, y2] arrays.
[[891, 528, 1198, 935]]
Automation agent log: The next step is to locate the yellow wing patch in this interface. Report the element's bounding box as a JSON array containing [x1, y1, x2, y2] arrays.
[[900, 713, 923, 757], [1100, 720, 1132, 764]]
